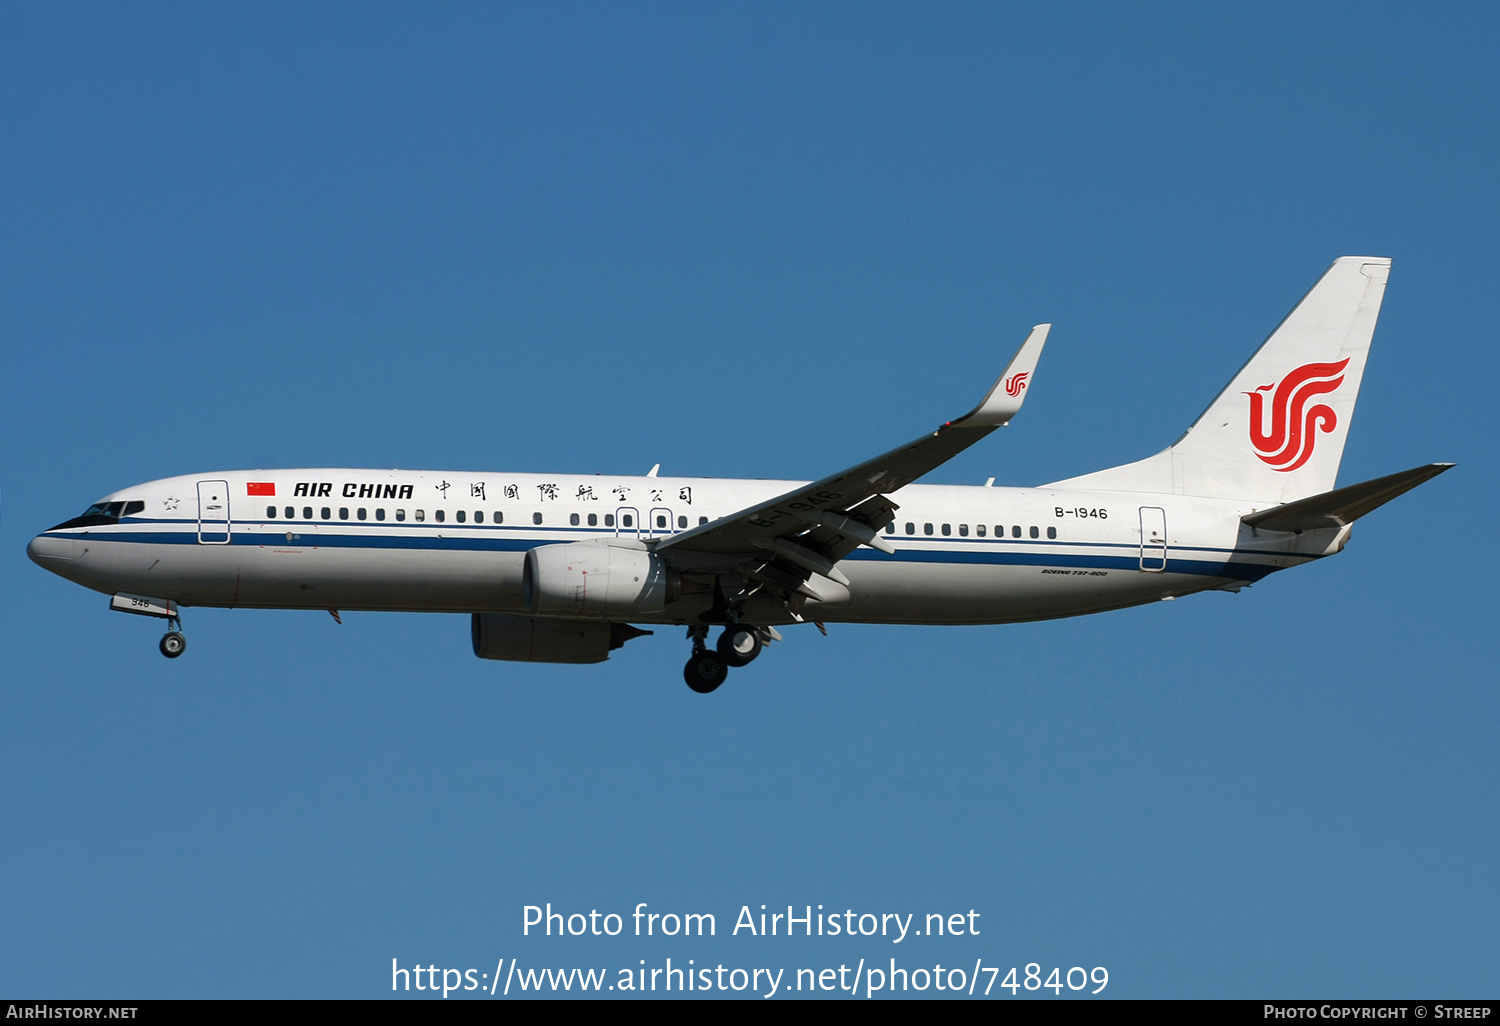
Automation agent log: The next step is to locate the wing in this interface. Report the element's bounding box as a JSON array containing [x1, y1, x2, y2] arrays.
[[655, 325, 1050, 609]]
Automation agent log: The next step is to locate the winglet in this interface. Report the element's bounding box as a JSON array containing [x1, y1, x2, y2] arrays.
[[955, 324, 1050, 427]]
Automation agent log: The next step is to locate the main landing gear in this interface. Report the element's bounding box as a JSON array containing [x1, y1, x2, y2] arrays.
[[681, 623, 768, 694], [718, 623, 762, 667], [684, 648, 728, 694]]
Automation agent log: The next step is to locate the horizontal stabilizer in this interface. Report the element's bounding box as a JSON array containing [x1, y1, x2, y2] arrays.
[[1242, 463, 1453, 533]]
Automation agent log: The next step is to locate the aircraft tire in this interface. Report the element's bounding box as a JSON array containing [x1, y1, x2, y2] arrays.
[[684, 651, 728, 693], [717, 625, 762, 667], [159, 632, 187, 659]]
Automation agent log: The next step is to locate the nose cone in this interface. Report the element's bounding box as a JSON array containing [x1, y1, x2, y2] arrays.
[[28, 533, 82, 568]]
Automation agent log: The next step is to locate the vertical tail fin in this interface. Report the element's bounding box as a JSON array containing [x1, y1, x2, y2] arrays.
[[1048, 256, 1391, 503]]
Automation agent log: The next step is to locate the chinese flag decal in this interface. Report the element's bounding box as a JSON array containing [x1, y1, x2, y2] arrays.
[[247, 482, 276, 496]]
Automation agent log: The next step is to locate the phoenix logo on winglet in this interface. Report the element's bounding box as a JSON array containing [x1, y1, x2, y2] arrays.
[[1246, 359, 1348, 472], [1004, 371, 1029, 397]]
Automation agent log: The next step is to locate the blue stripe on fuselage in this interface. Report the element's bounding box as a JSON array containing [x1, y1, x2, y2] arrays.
[[40, 524, 1282, 582]]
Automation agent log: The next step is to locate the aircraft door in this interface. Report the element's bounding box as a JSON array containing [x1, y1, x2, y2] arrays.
[[1139, 506, 1166, 572], [197, 480, 231, 544], [615, 507, 640, 538], [649, 507, 674, 537]]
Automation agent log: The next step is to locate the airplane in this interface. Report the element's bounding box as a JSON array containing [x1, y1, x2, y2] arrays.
[[27, 256, 1451, 693]]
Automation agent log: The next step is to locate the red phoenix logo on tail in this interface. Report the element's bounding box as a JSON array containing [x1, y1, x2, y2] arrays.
[[1005, 371, 1029, 397], [1246, 359, 1348, 472]]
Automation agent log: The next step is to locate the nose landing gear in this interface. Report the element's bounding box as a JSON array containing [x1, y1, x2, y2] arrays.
[[157, 609, 187, 659], [159, 630, 187, 659], [108, 593, 188, 659]]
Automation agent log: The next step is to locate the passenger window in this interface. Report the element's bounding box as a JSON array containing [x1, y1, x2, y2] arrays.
[[358, 508, 367, 521], [376, 509, 385, 521], [285, 506, 294, 519], [395, 509, 406, 522], [533, 512, 543, 525], [570, 513, 580, 526], [587, 513, 597, 526], [885, 524, 895, 534], [977, 524, 986, 537], [656, 515, 667, 529], [435, 510, 445, 523], [959, 524, 969, 537], [475, 511, 484, 524], [340, 508, 349, 520], [267, 506, 277, 518], [494, 511, 503, 524], [699, 516, 708, 526], [924, 523, 934, 535], [941, 523, 951, 536], [1030, 525, 1039, 539], [1047, 526, 1057, 539], [1011, 525, 1021, 538], [123, 501, 145, 516], [678, 515, 687, 529], [906, 522, 915, 535], [303, 507, 313, 520], [414, 510, 425, 522], [622, 514, 633, 527], [605, 514, 615, 527], [321, 508, 331, 520], [456, 510, 466, 523]]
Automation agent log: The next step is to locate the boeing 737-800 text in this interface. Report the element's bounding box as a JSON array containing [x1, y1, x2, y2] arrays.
[[28, 257, 1450, 692]]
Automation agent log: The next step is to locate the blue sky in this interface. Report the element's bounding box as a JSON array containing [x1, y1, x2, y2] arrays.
[[2, 3, 1496, 999]]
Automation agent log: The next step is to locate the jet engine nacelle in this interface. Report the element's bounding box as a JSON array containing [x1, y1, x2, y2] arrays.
[[471, 613, 652, 664], [523, 540, 679, 619]]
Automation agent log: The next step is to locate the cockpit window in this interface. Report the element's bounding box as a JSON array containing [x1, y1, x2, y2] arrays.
[[83, 501, 128, 518], [52, 498, 143, 531], [82, 500, 144, 518]]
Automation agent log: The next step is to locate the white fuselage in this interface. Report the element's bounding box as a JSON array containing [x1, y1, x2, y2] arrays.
[[28, 468, 1345, 626]]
